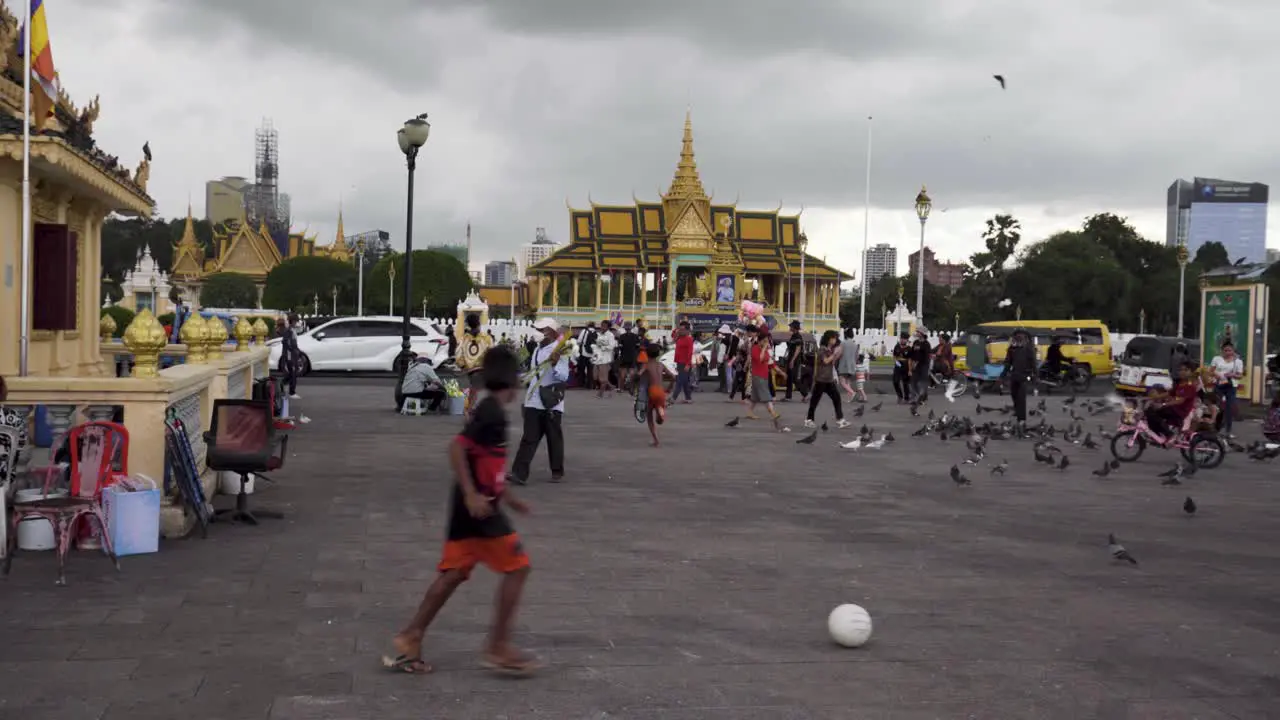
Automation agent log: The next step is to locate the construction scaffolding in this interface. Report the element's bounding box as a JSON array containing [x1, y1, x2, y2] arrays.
[[249, 118, 281, 228]]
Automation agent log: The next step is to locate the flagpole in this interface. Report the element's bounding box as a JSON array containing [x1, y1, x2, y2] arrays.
[[19, 0, 33, 376], [857, 115, 872, 334]]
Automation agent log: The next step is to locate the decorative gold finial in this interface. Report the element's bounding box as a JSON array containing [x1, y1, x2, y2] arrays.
[[181, 313, 210, 364], [122, 309, 167, 378], [233, 316, 253, 351], [133, 158, 150, 192], [251, 317, 270, 344], [665, 110, 708, 200], [99, 312, 117, 343], [206, 315, 228, 360]]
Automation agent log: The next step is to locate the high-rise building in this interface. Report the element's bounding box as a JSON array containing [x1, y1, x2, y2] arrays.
[[205, 176, 251, 224], [426, 244, 469, 265], [863, 243, 897, 285], [907, 247, 967, 291], [484, 260, 518, 286], [520, 227, 558, 278], [1167, 177, 1268, 264], [1266, 248, 1280, 265], [468, 270, 482, 285]]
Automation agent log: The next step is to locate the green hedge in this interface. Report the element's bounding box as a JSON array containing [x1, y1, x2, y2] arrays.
[[101, 306, 135, 338]]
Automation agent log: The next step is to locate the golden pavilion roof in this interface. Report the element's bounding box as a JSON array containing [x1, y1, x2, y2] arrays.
[[529, 114, 847, 280]]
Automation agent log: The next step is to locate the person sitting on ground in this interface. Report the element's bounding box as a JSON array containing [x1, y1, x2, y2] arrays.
[[1144, 361, 1199, 444], [399, 355, 447, 412]]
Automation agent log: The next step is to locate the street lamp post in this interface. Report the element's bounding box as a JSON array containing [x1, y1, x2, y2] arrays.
[[914, 186, 932, 326], [1139, 308, 1146, 335], [421, 297, 427, 319], [395, 114, 431, 377], [388, 262, 396, 315], [331, 286, 337, 315], [149, 276, 157, 314], [313, 293, 319, 316], [798, 232, 808, 327], [1176, 243, 1189, 337], [510, 281, 516, 321], [355, 238, 366, 317]]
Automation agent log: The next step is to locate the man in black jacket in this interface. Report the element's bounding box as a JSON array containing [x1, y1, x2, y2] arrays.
[[1003, 329, 1037, 429]]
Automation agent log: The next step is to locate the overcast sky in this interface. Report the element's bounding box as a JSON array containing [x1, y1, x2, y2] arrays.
[[48, 0, 1280, 278]]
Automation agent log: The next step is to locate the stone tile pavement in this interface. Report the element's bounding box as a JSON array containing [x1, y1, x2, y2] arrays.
[[1, 381, 1278, 719]]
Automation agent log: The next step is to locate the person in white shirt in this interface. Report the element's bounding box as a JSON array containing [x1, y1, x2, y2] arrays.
[[1210, 341, 1244, 436], [592, 319, 618, 397], [510, 318, 570, 485]]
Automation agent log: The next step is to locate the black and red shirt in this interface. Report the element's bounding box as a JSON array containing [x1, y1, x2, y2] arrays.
[[448, 396, 513, 539]]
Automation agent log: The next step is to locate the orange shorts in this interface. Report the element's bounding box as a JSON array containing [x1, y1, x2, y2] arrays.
[[437, 534, 530, 578], [648, 384, 667, 408]]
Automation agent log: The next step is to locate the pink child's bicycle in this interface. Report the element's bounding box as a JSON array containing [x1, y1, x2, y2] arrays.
[[1110, 401, 1226, 469]]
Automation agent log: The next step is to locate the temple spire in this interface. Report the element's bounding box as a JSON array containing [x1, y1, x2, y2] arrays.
[[177, 204, 197, 247], [336, 207, 345, 246], [666, 110, 707, 200]]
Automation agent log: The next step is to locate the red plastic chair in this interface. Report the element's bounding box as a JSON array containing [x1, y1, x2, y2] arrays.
[[3, 421, 126, 585]]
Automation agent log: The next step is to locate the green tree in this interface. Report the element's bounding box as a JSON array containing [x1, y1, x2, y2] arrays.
[[1080, 213, 1181, 335], [199, 272, 259, 308], [1005, 232, 1133, 328], [952, 214, 1020, 326], [364, 250, 471, 317], [1193, 241, 1230, 269], [263, 256, 358, 313]]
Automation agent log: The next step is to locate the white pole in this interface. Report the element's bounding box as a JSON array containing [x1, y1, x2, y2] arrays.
[[18, 0, 32, 375], [799, 247, 806, 327], [916, 219, 926, 324], [1175, 180, 1186, 338], [858, 115, 872, 334], [509, 281, 515, 321], [356, 247, 364, 316]]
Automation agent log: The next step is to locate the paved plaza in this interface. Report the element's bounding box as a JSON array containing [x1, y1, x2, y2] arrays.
[[2, 380, 1279, 719]]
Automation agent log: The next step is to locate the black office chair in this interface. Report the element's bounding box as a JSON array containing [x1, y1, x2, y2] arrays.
[[204, 399, 288, 525]]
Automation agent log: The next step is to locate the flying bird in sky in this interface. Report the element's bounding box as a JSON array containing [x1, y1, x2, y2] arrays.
[[993, 74, 1006, 89]]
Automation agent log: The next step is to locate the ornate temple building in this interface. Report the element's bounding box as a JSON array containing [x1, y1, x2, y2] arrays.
[[115, 245, 174, 316], [526, 113, 846, 331], [0, 2, 154, 376], [170, 206, 354, 306]]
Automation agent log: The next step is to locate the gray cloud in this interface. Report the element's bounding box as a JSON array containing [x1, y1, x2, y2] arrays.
[[76, 0, 1280, 272]]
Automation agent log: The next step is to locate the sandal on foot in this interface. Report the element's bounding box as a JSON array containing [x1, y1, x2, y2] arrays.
[[481, 651, 543, 677], [381, 654, 432, 674]]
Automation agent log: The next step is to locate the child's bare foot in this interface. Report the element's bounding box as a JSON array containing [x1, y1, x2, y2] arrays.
[[650, 439, 660, 447], [382, 633, 431, 674], [482, 648, 542, 676]]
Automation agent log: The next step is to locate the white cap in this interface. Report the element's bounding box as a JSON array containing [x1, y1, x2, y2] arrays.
[[718, 324, 732, 334], [532, 318, 559, 332]]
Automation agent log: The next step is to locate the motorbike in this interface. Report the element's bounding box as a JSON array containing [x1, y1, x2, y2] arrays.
[[1037, 362, 1092, 394]]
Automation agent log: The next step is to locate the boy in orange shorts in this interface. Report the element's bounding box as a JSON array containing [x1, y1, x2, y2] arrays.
[[644, 342, 667, 446], [384, 345, 539, 676]]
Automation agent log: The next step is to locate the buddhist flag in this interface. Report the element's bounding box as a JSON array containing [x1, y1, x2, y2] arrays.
[[18, 0, 59, 128]]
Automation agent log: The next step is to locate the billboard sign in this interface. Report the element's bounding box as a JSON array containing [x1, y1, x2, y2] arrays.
[[1192, 179, 1268, 204]]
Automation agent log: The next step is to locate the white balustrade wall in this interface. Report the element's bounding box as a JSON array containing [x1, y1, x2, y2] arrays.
[[300, 314, 1142, 361]]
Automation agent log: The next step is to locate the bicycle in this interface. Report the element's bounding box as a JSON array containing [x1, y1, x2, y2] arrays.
[[1109, 403, 1226, 469]]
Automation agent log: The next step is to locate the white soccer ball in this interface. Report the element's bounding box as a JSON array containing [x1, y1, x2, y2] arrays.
[[827, 603, 873, 648]]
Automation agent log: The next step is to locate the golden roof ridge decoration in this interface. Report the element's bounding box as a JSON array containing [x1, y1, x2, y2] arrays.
[[664, 110, 707, 201]]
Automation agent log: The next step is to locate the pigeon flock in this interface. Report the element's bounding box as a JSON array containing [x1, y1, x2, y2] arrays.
[[723, 383, 1279, 566]]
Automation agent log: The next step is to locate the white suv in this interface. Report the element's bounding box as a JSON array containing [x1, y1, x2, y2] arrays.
[[268, 316, 450, 374]]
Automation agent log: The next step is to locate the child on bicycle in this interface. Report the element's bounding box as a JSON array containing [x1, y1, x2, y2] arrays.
[[1144, 361, 1199, 445]]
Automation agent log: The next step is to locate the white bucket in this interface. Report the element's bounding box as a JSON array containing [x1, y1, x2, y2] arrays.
[[14, 488, 67, 552], [218, 471, 255, 496]]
